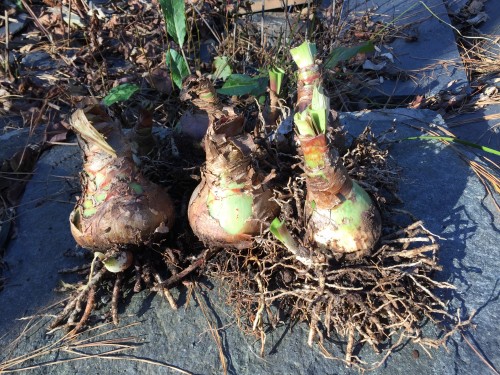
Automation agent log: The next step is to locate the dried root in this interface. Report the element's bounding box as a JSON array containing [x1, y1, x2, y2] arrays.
[[206, 127, 469, 369], [51, 248, 208, 333]]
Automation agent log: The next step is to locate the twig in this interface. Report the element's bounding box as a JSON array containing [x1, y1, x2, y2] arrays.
[[20, 0, 54, 44], [111, 273, 123, 325]]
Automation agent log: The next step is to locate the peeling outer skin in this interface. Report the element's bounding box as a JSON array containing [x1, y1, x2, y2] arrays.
[[188, 114, 279, 249], [297, 64, 321, 112], [299, 134, 381, 258], [69, 105, 175, 250], [299, 134, 352, 208], [70, 160, 175, 250], [180, 75, 219, 112]]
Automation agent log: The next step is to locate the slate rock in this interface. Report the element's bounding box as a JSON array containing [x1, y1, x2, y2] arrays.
[[0, 109, 498, 374], [446, 103, 500, 152], [0, 13, 28, 39], [443, 0, 468, 15], [477, 0, 500, 58], [0, 117, 43, 161], [341, 0, 469, 100], [20, 51, 63, 71]]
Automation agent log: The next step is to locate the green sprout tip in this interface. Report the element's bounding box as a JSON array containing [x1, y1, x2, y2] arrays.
[[294, 111, 316, 137], [270, 218, 299, 251], [290, 41, 317, 70], [269, 67, 285, 95]]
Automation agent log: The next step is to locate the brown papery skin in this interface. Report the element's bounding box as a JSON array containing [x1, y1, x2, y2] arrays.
[[299, 134, 352, 208], [69, 105, 175, 251], [296, 65, 321, 112], [188, 115, 279, 249]]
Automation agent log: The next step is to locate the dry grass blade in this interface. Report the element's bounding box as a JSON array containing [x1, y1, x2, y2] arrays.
[[194, 283, 228, 375], [461, 332, 500, 375], [423, 125, 500, 210], [0, 322, 193, 374], [391, 112, 500, 211]]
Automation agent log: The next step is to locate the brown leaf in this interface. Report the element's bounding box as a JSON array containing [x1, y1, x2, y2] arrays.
[[409, 95, 426, 109], [45, 121, 69, 143], [146, 67, 173, 95]]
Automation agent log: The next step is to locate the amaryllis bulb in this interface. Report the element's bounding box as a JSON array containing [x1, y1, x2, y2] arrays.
[[69, 103, 175, 250], [188, 115, 279, 249]]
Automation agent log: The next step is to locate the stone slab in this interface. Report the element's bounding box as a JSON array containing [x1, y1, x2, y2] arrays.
[[0, 118, 44, 161], [480, 0, 500, 35], [0, 109, 498, 374], [446, 103, 500, 152], [479, 0, 500, 58], [340, 0, 469, 101], [443, 0, 468, 15]]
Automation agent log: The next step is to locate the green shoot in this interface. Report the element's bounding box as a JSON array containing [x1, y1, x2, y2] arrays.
[[270, 218, 300, 253], [270, 218, 313, 267], [294, 85, 329, 136], [290, 41, 317, 70], [309, 85, 329, 134], [294, 111, 316, 136], [269, 67, 285, 95]]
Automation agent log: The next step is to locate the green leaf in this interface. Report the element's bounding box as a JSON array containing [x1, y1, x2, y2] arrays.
[[158, 0, 186, 46], [290, 41, 317, 69], [324, 41, 374, 69], [217, 74, 267, 97], [294, 111, 316, 137], [402, 135, 500, 156], [166, 49, 190, 89], [269, 67, 285, 95], [102, 84, 139, 106], [213, 56, 232, 81]]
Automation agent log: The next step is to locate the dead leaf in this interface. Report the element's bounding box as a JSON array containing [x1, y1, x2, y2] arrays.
[[146, 67, 173, 95], [45, 121, 69, 143], [409, 95, 426, 109]]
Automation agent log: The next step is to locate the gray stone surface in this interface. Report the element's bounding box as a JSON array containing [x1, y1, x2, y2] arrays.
[[0, 118, 43, 161], [0, 109, 498, 374], [480, 0, 500, 35], [341, 0, 469, 100], [446, 103, 500, 152], [443, 0, 468, 15], [478, 0, 500, 58]]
